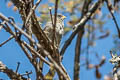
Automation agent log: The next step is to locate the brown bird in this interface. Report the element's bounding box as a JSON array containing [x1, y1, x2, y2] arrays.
[[39, 14, 66, 72], [43, 14, 66, 79], [44, 14, 66, 48]]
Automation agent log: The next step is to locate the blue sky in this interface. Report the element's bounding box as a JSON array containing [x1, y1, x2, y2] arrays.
[[0, 0, 119, 80]]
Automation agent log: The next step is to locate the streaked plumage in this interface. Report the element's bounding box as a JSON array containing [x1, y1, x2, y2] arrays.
[[39, 14, 66, 72], [44, 14, 66, 47]]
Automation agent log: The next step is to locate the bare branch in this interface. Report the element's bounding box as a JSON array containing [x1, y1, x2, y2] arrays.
[[0, 13, 35, 43], [17, 40, 34, 65], [0, 35, 14, 47], [74, 30, 84, 80], [0, 1, 71, 80], [60, 0, 105, 57], [73, 0, 92, 79], [21, 71, 32, 77], [53, 0, 59, 43], [0, 13, 68, 79], [22, 41, 53, 66], [25, 0, 42, 25], [52, 0, 59, 57], [0, 21, 6, 31], [22, 40, 70, 80], [16, 62, 20, 73], [105, 0, 120, 38], [19, 41, 45, 79], [0, 61, 27, 80], [49, 7, 54, 26]]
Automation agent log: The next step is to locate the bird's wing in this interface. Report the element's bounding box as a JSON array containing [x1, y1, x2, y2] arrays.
[[43, 21, 53, 32]]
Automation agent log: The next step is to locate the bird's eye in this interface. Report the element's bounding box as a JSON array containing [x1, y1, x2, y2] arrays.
[[57, 14, 62, 17]]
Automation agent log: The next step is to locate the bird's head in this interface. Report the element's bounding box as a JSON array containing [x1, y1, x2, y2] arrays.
[[57, 14, 66, 21]]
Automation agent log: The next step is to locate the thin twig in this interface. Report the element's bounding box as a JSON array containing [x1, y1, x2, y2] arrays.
[[0, 21, 6, 31], [49, 7, 54, 26], [105, 0, 120, 38], [16, 62, 20, 73], [0, 61, 27, 80], [26, 71, 31, 79], [60, 0, 104, 57], [0, 35, 14, 47], [22, 41, 53, 67], [2, 22, 36, 77], [0, 13, 35, 44], [1, 20, 33, 68], [8, 17, 18, 36], [22, 71, 32, 77], [53, 0, 59, 41], [4, 23, 16, 37], [0, 13, 55, 68], [52, 0, 59, 56], [17, 40, 33, 65], [8, 17, 15, 23], [25, 0, 42, 25], [22, 40, 70, 80], [86, 21, 92, 68], [17, 39, 44, 79]]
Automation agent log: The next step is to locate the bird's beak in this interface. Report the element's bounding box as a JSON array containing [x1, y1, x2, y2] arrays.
[[62, 15, 66, 19]]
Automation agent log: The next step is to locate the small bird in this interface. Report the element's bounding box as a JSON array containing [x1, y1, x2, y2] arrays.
[[44, 14, 66, 48], [39, 14, 66, 73], [43, 14, 66, 79]]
